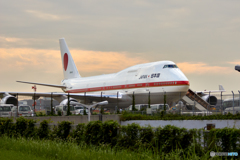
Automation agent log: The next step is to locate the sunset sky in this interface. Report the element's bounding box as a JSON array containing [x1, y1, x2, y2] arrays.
[[1, 0, 240, 94]]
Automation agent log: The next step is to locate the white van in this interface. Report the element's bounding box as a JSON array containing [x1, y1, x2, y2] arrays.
[[73, 105, 89, 115], [54, 105, 76, 115], [12, 105, 33, 117], [77, 109, 89, 115], [224, 107, 240, 115], [0, 104, 14, 117], [126, 104, 149, 111], [150, 104, 169, 111]]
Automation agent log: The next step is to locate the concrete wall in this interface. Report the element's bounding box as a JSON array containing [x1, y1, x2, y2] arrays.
[[17, 114, 120, 124], [121, 120, 240, 129], [13, 115, 240, 129]]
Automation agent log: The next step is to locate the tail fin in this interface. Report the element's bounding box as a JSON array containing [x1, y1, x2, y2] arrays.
[[219, 85, 225, 92], [59, 38, 81, 79]]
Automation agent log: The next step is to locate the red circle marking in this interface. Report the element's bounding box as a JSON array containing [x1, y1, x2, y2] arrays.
[[64, 53, 68, 71]]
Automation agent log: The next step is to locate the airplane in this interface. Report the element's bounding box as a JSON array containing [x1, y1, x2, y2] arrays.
[[235, 65, 240, 72], [0, 38, 190, 111], [196, 85, 226, 105]]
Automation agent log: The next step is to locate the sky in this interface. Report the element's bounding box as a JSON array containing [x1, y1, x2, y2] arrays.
[[1, 0, 240, 94]]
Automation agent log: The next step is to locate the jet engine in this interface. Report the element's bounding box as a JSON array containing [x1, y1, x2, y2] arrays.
[[201, 95, 217, 106], [0, 94, 18, 106]]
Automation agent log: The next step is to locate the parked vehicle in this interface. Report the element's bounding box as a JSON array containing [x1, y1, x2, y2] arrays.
[[126, 104, 149, 111], [0, 104, 14, 117], [150, 104, 169, 111], [77, 109, 89, 115], [224, 106, 240, 115], [126, 104, 170, 112], [54, 105, 76, 115], [12, 105, 34, 117]]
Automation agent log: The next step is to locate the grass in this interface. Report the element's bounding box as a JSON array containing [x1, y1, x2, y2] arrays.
[[120, 111, 240, 121], [0, 136, 234, 160], [0, 149, 48, 160]]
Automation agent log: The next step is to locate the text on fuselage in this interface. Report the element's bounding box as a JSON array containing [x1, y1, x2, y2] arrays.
[[139, 73, 160, 79]]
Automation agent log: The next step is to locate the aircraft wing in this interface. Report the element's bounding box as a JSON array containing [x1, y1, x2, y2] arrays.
[[196, 85, 226, 95], [16, 81, 66, 89], [0, 91, 123, 103]]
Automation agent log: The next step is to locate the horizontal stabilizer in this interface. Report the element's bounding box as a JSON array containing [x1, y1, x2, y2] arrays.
[[16, 81, 66, 89]]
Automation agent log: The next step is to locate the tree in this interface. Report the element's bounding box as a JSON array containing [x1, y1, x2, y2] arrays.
[[148, 92, 151, 108], [50, 92, 54, 115], [67, 93, 71, 116], [132, 92, 137, 111], [164, 94, 167, 113]]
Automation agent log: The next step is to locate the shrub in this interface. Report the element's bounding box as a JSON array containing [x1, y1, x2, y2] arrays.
[[0, 118, 15, 137], [153, 125, 193, 153], [52, 121, 72, 140], [24, 119, 37, 138], [57, 110, 62, 116], [85, 121, 103, 145], [71, 123, 86, 144], [117, 123, 141, 150], [37, 120, 50, 139], [15, 117, 28, 137], [102, 120, 120, 146]]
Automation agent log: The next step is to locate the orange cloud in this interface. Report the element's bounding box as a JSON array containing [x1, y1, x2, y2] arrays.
[[228, 61, 240, 65], [177, 62, 232, 74], [0, 48, 148, 75], [25, 10, 62, 21]]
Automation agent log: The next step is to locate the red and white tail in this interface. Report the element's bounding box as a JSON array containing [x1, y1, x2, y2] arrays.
[[59, 38, 81, 79]]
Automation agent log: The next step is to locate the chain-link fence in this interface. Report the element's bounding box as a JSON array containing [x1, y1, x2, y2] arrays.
[[1, 91, 240, 116]]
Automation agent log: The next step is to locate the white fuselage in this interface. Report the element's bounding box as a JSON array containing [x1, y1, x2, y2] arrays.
[[61, 61, 189, 107]]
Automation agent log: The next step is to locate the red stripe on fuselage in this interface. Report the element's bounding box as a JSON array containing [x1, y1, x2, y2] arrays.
[[66, 81, 189, 93]]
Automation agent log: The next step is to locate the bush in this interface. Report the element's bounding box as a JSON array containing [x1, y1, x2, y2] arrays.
[[51, 121, 72, 140], [85, 121, 103, 145], [16, 117, 28, 137], [24, 119, 37, 138], [0, 118, 15, 137], [117, 123, 141, 150], [37, 120, 50, 139], [102, 120, 120, 146], [72, 123, 86, 144]]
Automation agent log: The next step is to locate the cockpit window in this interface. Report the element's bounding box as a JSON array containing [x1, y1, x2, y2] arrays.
[[163, 64, 178, 69]]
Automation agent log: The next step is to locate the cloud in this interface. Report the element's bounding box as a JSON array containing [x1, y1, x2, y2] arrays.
[[0, 48, 148, 75], [25, 10, 62, 21], [228, 61, 240, 65], [177, 62, 232, 74]]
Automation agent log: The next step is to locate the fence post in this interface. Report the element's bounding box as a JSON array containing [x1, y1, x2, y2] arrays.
[[117, 91, 119, 113], [208, 91, 211, 116], [232, 91, 235, 113], [132, 92, 136, 111], [148, 91, 151, 108], [238, 90, 240, 107], [164, 92, 166, 114], [16, 93, 18, 117], [221, 92, 223, 113], [34, 92, 36, 115], [67, 92, 70, 116], [193, 92, 196, 115], [51, 92, 53, 115]]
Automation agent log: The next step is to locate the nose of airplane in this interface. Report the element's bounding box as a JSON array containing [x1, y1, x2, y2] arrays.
[[170, 68, 189, 82]]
